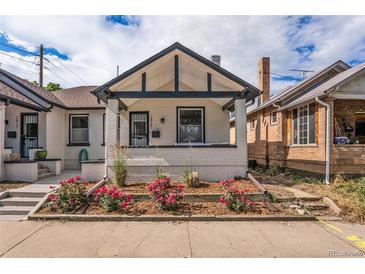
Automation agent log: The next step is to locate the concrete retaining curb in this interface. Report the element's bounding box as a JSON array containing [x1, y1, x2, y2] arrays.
[[29, 213, 317, 222]]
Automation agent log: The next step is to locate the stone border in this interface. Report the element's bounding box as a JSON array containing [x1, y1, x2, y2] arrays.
[[29, 213, 316, 222]]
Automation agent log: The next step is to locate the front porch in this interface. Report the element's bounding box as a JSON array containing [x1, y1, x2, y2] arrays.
[[332, 99, 365, 174], [103, 97, 249, 181], [93, 42, 259, 182]]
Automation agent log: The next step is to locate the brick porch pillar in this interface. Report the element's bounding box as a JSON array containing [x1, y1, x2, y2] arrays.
[[235, 98, 248, 177], [105, 99, 120, 176]]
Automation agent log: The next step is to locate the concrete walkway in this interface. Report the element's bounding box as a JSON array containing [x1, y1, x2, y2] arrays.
[[0, 220, 364, 258]]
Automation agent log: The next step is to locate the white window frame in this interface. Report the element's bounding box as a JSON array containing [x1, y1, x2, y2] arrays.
[[270, 111, 278, 125], [177, 107, 204, 144], [291, 104, 315, 145], [70, 114, 89, 144]]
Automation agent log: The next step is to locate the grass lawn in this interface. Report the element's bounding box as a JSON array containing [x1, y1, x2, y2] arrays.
[[252, 167, 365, 223], [0, 182, 29, 193]]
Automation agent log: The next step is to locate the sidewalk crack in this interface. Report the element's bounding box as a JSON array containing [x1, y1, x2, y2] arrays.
[[0, 221, 50, 257]]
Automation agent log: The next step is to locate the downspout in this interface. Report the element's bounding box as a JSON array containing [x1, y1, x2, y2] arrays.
[[315, 96, 330, 184]]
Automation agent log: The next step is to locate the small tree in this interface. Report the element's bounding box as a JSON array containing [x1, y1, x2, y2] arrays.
[[45, 82, 62, 91], [112, 146, 129, 186]]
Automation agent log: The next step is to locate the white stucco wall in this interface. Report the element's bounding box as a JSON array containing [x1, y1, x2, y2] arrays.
[[124, 98, 231, 146], [63, 109, 105, 169], [4, 104, 46, 154]]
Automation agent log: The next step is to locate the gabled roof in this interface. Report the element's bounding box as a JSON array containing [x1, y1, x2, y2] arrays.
[[52, 86, 102, 109], [0, 68, 103, 110], [248, 60, 350, 115], [0, 68, 65, 107], [280, 61, 365, 110], [0, 80, 46, 111], [93, 42, 260, 101]]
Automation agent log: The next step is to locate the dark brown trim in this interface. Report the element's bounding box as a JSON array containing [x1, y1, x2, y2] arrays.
[[222, 99, 235, 111], [175, 55, 179, 92], [129, 111, 149, 147], [109, 91, 243, 99], [128, 144, 237, 148], [207, 72, 212, 93], [68, 113, 90, 146], [141, 72, 146, 93], [176, 106, 206, 144], [0, 96, 46, 112], [67, 143, 90, 147]]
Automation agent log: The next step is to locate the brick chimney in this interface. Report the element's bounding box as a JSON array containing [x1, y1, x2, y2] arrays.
[[258, 57, 270, 104]]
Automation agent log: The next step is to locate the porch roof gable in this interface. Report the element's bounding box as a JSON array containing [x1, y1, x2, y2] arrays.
[[92, 42, 260, 103]]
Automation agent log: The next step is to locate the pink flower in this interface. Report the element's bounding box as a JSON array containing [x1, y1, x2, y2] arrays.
[[75, 175, 81, 181]]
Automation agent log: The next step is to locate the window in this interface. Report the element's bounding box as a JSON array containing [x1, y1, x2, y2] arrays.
[[177, 107, 204, 143], [291, 103, 315, 145], [250, 118, 256, 130], [355, 118, 365, 136], [270, 111, 277, 125], [70, 114, 89, 144]]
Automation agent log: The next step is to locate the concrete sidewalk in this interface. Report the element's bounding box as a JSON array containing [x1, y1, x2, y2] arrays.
[[0, 220, 364, 258]]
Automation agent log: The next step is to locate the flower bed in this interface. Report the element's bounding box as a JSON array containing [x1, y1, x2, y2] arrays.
[[36, 176, 312, 219]]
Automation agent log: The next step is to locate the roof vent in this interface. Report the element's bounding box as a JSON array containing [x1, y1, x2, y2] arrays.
[[211, 55, 221, 66]]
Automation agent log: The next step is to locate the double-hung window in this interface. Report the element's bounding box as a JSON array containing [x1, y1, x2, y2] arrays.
[[70, 114, 89, 144], [292, 103, 315, 145], [177, 107, 204, 143]]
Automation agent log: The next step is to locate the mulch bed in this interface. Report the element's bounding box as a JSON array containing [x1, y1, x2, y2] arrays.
[[0, 182, 29, 193], [119, 179, 259, 194], [37, 200, 282, 216]]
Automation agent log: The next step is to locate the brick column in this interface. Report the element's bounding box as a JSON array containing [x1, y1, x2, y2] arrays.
[[0, 102, 5, 181], [235, 98, 248, 176], [105, 99, 120, 175]]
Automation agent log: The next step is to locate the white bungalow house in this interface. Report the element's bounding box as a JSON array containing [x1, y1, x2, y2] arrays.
[[0, 42, 259, 182]]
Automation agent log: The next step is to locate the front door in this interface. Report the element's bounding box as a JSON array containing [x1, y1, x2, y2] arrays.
[[129, 112, 149, 147], [20, 113, 39, 158]]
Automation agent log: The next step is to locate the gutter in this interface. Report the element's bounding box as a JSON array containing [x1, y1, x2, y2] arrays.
[[315, 96, 330, 184]]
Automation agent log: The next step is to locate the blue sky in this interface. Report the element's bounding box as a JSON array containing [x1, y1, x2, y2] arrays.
[[0, 15, 364, 91]]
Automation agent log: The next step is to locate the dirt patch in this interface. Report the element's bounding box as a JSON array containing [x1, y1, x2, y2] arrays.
[[0, 182, 29, 193], [293, 183, 364, 223], [263, 184, 295, 198], [119, 179, 259, 194]]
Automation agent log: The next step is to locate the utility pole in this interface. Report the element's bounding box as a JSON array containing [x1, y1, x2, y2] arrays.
[[39, 44, 44, 87], [117, 65, 119, 76]]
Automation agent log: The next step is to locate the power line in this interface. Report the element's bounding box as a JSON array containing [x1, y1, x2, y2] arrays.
[[44, 57, 81, 86], [44, 65, 75, 86], [0, 51, 37, 64], [0, 42, 38, 56], [47, 55, 88, 85]]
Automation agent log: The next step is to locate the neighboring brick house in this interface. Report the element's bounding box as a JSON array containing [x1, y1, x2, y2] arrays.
[[233, 58, 365, 180]]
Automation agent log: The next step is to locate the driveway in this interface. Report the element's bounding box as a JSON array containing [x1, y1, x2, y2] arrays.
[[0, 220, 364, 258]]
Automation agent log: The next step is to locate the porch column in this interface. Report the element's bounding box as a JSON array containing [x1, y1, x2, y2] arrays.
[[105, 99, 120, 175], [0, 102, 5, 181], [235, 98, 248, 176]]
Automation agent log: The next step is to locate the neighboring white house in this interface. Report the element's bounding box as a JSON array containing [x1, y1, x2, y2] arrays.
[[0, 42, 259, 182]]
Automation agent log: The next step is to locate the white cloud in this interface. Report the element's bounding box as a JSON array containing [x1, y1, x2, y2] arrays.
[[0, 16, 365, 93]]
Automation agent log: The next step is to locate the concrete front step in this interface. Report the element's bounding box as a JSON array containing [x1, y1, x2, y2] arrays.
[[0, 197, 41, 206], [0, 206, 34, 215], [304, 203, 329, 211], [38, 172, 53, 179], [8, 190, 48, 198]]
